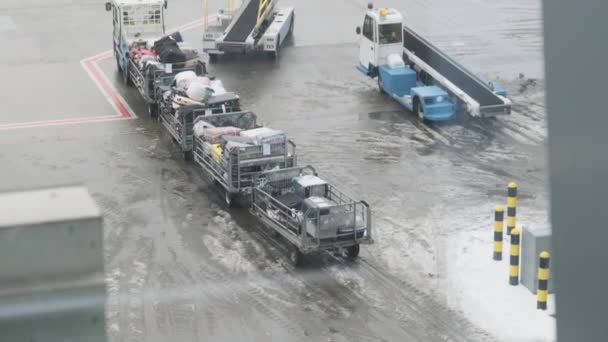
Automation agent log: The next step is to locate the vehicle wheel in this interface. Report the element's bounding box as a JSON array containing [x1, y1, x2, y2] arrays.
[[184, 150, 193, 162], [289, 247, 303, 267], [414, 99, 425, 120], [378, 76, 386, 94], [115, 55, 122, 73], [344, 244, 360, 260], [122, 62, 132, 86], [148, 103, 159, 118], [288, 14, 295, 36]]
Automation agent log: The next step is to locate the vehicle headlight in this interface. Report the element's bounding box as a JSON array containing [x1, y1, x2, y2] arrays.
[[436, 96, 444, 103]]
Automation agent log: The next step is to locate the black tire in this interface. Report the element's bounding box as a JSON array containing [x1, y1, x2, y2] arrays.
[[115, 55, 122, 73], [288, 14, 295, 36], [122, 60, 132, 86], [225, 191, 234, 208], [148, 103, 159, 118], [289, 246, 303, 267], [414, 97, 424, 120], [378, 75, 386, 94], [344, 244, 360, 260], [184, 150, 193, 162], [195, 62, 205, 76]]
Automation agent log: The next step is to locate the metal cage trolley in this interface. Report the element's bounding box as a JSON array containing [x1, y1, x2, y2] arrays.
[[192, 111, 297, 207], [250, 166, 373, 266], [160, 94, 242, 161]]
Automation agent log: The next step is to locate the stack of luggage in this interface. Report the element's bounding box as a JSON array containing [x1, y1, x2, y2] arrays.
[[128, 31, 201, 73], [153, 32, 187, 69], [193, 118, 288, 166], [166, 71, 240, 117]]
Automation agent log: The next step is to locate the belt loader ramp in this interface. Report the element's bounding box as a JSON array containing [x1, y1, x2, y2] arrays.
[[203, 0, 295, 62]]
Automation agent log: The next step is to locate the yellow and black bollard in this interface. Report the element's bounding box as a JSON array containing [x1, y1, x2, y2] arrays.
[[493, 205, 504, 261], [537, 251, 551, 310], [509, 228, 520, 285], [507, 182, 517, 235]]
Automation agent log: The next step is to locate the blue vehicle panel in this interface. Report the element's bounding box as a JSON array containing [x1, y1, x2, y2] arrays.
[[376, 65, 455, 121], [411, 86, 453, 121], [378, 65, 416, 97]]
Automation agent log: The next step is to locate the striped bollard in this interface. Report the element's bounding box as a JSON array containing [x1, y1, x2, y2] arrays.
[[509, 228, 520, 285], [537, 251, 551, 310], [493, 205, 504, 261], [507, 182, 517, 235]]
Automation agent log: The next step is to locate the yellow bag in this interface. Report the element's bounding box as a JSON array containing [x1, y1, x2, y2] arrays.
[[211, 144, 223, 162]]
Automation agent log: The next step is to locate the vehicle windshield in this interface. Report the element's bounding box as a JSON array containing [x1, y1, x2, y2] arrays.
[[122, 5, 163, 35], [378, 23, 402, 44]]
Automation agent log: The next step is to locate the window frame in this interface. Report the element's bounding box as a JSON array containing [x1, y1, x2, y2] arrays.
[[362, 15, 376, 42], [378, 23, 402, 45]]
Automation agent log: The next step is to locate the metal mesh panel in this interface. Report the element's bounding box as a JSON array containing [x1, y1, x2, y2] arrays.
[[193, 111, 258, 129]]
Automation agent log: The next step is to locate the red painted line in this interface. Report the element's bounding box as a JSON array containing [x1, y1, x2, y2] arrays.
[[1, 19, 207, 131], [0, 115, 128, 131], [84, 50, 112, 62], [84, 59, 132, 118], [0, 114, 117, 129]]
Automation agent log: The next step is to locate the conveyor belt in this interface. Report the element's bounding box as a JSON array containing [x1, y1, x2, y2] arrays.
[[403, 26, 506, 108], [223, 0, 260, 43]]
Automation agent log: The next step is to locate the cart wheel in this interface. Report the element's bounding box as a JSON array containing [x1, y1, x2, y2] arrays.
[[225, 191, 234, 208], [344, 244, 360, 260], [289, 247, 303, 267], [195, 62, 205, 76], [148, 103, 159, 118], [184, 150, 193, 162]]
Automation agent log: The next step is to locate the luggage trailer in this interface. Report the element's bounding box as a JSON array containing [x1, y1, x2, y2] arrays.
[[192, 112, 297, 207], [159, 94, 242, 161], [202, 0, 295, 61], [250, 166, 373, 266]]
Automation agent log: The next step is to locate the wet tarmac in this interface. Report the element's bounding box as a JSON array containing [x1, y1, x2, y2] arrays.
[[0, 0, 546, 341]]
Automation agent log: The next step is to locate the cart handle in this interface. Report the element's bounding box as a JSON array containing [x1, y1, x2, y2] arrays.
[[288, 139, 296, 147], [360, 200, 370, 208]]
